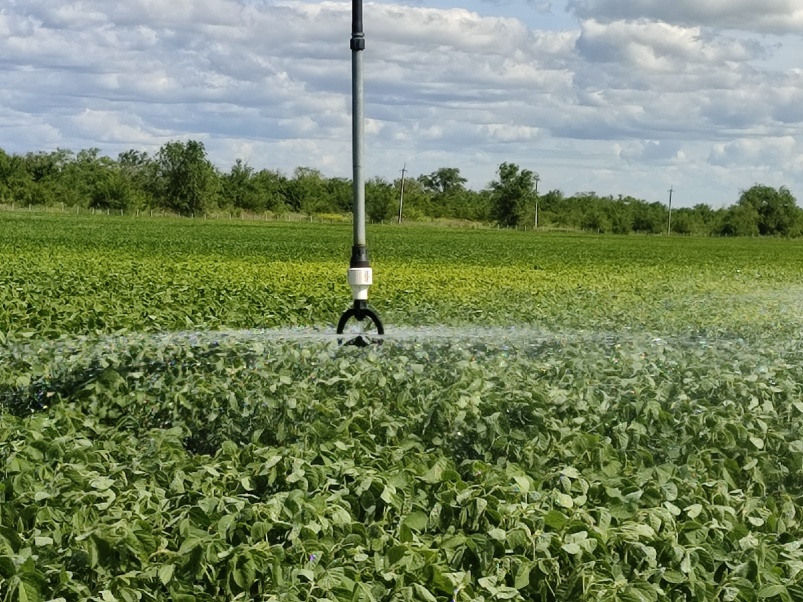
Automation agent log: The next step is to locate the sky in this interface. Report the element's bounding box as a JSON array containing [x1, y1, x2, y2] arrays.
[[1, 1, 802, 207]]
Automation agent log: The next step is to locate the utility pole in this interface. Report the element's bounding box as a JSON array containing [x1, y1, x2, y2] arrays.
[[398, 163, 406, 225], [534, 174, 540, 230], [667, 185, 674, 235]]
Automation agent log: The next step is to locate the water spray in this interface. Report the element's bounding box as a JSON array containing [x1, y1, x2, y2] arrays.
[[336, 0, 384, 344]]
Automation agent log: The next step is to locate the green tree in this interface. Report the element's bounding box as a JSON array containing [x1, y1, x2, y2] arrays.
[[393, 177, 430, 221], [0, 149, 34, 204], [252, 169, 288, 213], [86, 168, 136, 210], [17, 149, 74, 206], [490, 162, 537, 227], [692, 203, 715, 226], [717, 203, 760, 236], [534, 189, 565, 228], [606, 198, 634, 234], [155, 140, 218, 215], [630, 201, 666, 234], [325, 177, 353, 214], [419, 167, 468, 218], [419, 167, 467, 196], [285, 167, 329, 215], [456, 189, 492, 222], [366, 177, 395, 223], [582, 206, 610, 233], [24, 149, 72, 182], [118, 149, 156, 208], [737, 184, 800, 236], [62, 148, 134, 210], [222, 159, 262, 211]]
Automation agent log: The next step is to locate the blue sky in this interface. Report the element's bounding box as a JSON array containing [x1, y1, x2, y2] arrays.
[[1, 0, 802, 207]]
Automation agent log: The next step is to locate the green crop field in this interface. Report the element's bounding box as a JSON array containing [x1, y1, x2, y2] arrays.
[[2, 212, 803, 601]]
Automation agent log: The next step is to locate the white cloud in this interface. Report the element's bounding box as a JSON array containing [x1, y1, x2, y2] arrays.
[[0, 0, 800, 205], [708, 136, 798, 168], [617, 140, 684, 164], [567, 0, 803, 35], [68, 109, 167, 144], [576, 19, 766, 68]]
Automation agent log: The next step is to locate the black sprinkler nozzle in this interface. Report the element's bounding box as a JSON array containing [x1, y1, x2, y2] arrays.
[[337, 299, 384, 346]]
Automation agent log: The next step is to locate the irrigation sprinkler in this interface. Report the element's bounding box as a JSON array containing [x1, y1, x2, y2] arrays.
[[336, 0, 384, 345]]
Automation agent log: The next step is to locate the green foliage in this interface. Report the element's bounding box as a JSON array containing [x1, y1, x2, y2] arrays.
[[393, 177, 430, 222], [155, 140, 218, 216], [3, 328, 803, 599], [221, 159, 260, 211], [286, 167, 336, 216], [2, 215, 803, 599], [325, 177, 353, 214], [714, 185, 803, 237], [490, 163, 537, 227], [365, 177, 395, 223], [418, 168, 483, 220], [3, 214, 803, 341], [735, 185, 801, 237], [118, 149, 158, 209], [718, 203, 761, 237], [669, 209, 693, 235], [2, 144, 802, 236], [581, 206, 610, 233], [631, 202, 666, 234], [253, 169, 289, 214], [419, 167, 467, 196]]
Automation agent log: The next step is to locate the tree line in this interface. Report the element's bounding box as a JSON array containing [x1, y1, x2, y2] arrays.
[[1, 141, 801, 236]]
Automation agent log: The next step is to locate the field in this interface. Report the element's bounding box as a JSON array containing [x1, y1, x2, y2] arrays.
[[2, 212, 803, 601]]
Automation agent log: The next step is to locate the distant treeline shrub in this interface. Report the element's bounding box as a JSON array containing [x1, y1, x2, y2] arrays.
[[1, 142, 801, 236]]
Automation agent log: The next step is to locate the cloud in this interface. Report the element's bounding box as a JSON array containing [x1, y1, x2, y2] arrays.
[[67, 109, 169, 144], [617, 140, 684, 164], [576, 19, 767, 68], [567, 0, 803, 35], [707, 136, 798, 168], [0, 0, 801, 204]]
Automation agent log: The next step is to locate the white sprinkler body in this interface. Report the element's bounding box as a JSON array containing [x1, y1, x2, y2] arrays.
[[348, 267, 372, 301]]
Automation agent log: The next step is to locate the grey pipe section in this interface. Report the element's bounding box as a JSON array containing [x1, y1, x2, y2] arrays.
[[352, 48, 365, 249], [349, 0, 367, 259]]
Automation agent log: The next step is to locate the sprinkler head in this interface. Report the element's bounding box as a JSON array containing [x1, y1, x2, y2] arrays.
[[336, 299, 384, 346]]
